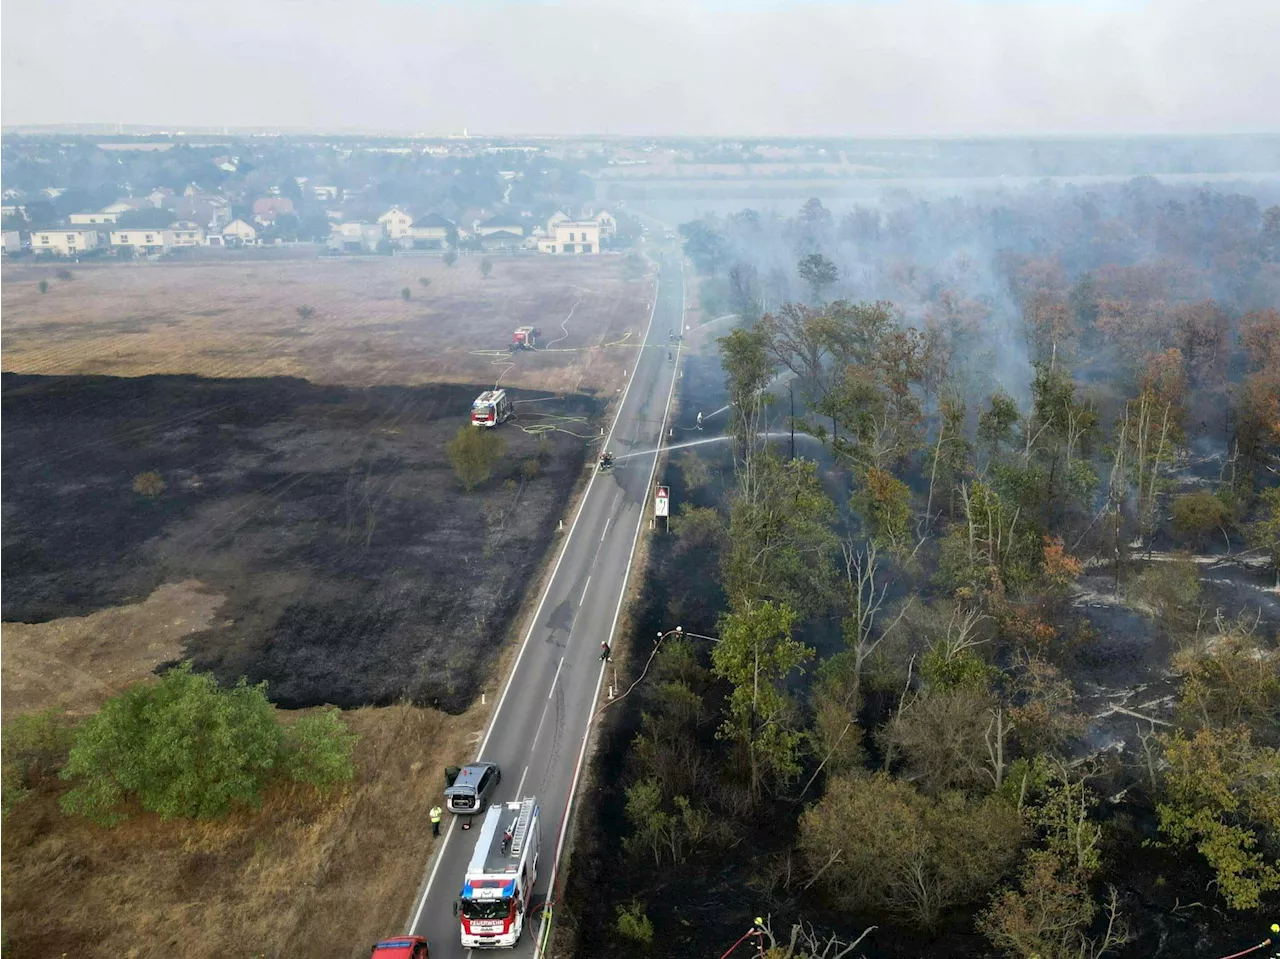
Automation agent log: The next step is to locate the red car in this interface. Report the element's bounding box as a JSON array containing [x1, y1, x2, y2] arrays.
[[370, 936, 429, 959]]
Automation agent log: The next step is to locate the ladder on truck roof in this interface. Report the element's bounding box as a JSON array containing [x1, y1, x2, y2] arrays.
[[509, 798, 534, 858]]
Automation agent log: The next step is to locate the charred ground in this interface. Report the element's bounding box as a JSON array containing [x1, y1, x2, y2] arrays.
[[2, 372, 600, 710]]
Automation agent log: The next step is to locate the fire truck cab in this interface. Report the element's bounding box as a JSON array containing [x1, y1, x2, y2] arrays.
[[510, 326, 541, 351], [471, 390, 513, 427], [455, 797, 540, 949]]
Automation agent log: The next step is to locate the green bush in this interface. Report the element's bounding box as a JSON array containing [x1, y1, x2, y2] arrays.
[[59, 663, 356, 825], [446, 424, 506, 492], [615, 900, 655, 946]]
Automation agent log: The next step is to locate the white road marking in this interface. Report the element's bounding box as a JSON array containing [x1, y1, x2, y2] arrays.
[[516, 764, 530, 798], [406, 274, 665, 936], [579, 576, 591, 604], [600, 519, 609, 542], [548, 656, 565, 700]]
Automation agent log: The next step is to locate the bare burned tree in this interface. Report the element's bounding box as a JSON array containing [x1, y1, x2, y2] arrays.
[[755, 915, 876, 959]]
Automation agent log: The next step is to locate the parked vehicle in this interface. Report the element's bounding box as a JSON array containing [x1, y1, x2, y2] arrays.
[[454, 797, 540, 949], [509, 326, 541, 351], [444, 761, 502, 814], [369, 935, 429, 958], [471, 390, 513, 427]]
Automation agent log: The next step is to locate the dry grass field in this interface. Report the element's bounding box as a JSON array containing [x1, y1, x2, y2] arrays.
[[1, 252, 655, 395], [2, 698, 485, 959]]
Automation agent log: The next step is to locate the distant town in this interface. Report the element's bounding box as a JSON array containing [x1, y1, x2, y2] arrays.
[[5, 131, 1279, 260]]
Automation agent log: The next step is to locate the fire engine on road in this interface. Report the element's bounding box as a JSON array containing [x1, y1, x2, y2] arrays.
[[454, 797, 540, 949]]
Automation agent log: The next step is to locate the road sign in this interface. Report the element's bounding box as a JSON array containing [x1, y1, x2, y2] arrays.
[[654, 486, 669, 518]]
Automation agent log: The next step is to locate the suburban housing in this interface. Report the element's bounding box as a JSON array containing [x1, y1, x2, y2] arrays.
[[30, 228, 101, 256]]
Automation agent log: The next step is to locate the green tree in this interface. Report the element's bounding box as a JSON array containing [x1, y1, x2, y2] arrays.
[[38, 279, 49, 294], [711, 602, 813, 796], [401, 286, 411, 301], [281, 708, 357, 791], [446, 424, 506, 492], [297, 305, 315, 320], [418, 276, 431, 288], [2, 708, 78, 818], [443, 249, 458, 267], [480, 257, 493, 278], [798, 773, 1024, 927], [1246, 486, 1280, 572], [60, 664, 283, 825], [1171, 490, 1232, 546], [723, 455, 837, 616], [671, 503, 726, 557], [797, 252, 839, 303], [1156, 725, 1280, 910]]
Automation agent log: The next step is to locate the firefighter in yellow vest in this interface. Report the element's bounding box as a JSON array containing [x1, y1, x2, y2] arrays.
[[430, 805, 443, 837]]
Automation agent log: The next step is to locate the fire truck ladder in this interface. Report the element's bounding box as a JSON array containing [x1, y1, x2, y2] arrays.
[[509, 798, 535, 858]]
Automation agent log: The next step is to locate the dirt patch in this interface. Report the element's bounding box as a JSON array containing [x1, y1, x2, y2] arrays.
[[1, 255, 654, 395], [0, 580, 224, 721], [0, 701, 482, 959], [2, 372, 602, 711]]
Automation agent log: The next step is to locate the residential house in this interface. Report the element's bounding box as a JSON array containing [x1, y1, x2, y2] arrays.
[[102, 198, 153, 216], [170, 195, 230, 228], [30, 228, 101, 256], [593, 210, 617, 239], [312, 184, 339, 201], [479, 230, 525, 252], [329, 222, 383, 253], [406, 213, 456, 250], [169, 221, 204, 247], [252, 197, 295, 225], [147, 188, 175, 208], [537, 218, 601, 255], [70, 212, 120, 226], [220, 219, 258, 246], [476, 215, 525, 238], [3, 230, 23, 254], [378, 207, 414, 240], [110, 228, 171, 254]]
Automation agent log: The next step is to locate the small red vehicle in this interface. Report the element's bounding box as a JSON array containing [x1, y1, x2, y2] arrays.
[[369, 935, 429, 959]]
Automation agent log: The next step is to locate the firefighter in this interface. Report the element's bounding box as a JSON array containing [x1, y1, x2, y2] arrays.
[[600, 641, 611, 661], [430, 805, 443, 837]]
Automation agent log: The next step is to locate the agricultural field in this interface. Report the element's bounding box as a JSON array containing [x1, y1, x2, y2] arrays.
[[0, 251, 654, 395]]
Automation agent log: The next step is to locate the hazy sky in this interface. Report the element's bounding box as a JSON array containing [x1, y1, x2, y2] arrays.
[[3, 0, 1278, 136]]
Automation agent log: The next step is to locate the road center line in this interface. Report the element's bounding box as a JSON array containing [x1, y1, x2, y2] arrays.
[[515, 764, 529, 798], [547, 655, 565, 700], [600, 519, 609, 541], [579, 576, 591, 605]]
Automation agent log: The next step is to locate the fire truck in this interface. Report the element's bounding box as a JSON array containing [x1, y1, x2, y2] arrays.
[[510, 326, 541, 351], [471, 390, 514, 427], [454, 797, 540, 949]]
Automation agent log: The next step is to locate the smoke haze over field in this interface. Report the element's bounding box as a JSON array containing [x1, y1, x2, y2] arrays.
[[3, 0, 1278, 135]]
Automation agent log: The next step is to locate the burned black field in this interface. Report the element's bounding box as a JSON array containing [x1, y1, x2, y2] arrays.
[[2, 372, 599, 710]]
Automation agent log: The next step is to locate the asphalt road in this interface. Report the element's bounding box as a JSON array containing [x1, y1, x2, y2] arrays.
[[407, 251, 685, 956]]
